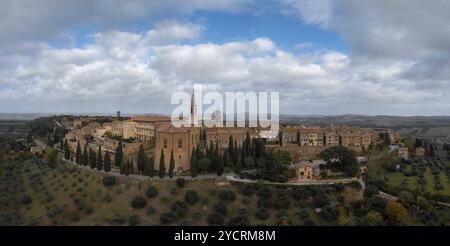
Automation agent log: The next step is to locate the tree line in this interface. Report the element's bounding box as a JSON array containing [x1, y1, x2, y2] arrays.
[[63, 131, 293, 181]]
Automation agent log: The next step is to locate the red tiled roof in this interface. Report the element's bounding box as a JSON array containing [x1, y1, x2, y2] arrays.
[[132, 115, 171, 122], [155, 122, 188, 133]]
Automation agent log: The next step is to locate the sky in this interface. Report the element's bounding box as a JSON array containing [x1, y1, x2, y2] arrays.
[[0, 0, 449, 116]]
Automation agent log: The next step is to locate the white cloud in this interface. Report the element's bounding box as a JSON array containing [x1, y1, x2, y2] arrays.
[[1, 26, 448, 115], [280, 0, 334, 27], [1, 1, 450, 115], [0, 0, 252, 53], [146, 20, 203, 45]]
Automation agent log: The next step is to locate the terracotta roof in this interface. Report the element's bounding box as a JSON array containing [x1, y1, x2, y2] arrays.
[[295, 160, 326, 168], [281, 127, 299, 133], [132, 115, 171, 122], [155, 123, 188, 133]]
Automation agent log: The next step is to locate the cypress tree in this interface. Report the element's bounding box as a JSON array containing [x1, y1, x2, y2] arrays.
[[64, 139, 71, 160], [115, 140, 123, 168], [217, 151, 224, 176], [89, 148, 96, 169], [235, 148, 242, 174], [228, 135, 234, 157], [244, 131, 251, 157], [429, 144, 435, 157], [190, 147, 197, 178], [159, 149, 165, 179], [223, 151, 231, 168], [104, 151, 111, 172], [209, 141, 214, 160], [82, 142, 88, 166], [279, 131, 283, 146], [169, 149, 175, 178], [119, 160, 125, 175], [124, 159, 130, 176], [129, 159, 134, 175], [240, 145, 246, 170], [75, 140, 82, 164], [233, 140, 239, 164], [213, 141, 219, 172], [96, 145, 103, 171], [143, 156, 152, 176], [137, 144, 145, 174]]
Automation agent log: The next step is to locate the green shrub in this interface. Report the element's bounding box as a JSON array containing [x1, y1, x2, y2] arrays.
[[160, 212, 177, 225], [46, 194, 54, 203], [146, 186, 158, 198], [255, 208, 269, 220], [102, 176, 116, 187], [84, 206, 93, 214], [227, 215, 249, 226], [20, 195, 32, 205], [147, 207, 156, 215], [70, 212, 80, 222], [213, 201, 228, 215], [171, 200, 188, 217], [131, 196, 147, 209], [218, 190, 236, 203], [176, 178, 186, 188], [240, 184, 254, 197], [364, 185, 379, 198], [277, 175, 288, 183], [207, 213, 224, 226], [128, 215, 141, 226], [109, 214, 126, 225], [192, 212, 202, 221], [185, 190, 199, 205]]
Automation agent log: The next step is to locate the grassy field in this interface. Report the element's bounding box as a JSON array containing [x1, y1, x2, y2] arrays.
[[7, 157, 358, 226], [386, 167, 450, 196]]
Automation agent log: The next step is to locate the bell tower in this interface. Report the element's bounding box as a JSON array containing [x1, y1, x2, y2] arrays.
[[191, 91, 198, 126]]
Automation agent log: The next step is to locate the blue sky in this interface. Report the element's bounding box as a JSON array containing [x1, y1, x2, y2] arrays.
[[194, 10, 348, 53], [1, 0, 449, 116], [54, 2, 348, 54]]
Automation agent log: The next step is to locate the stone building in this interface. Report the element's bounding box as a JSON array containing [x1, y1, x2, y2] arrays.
[[398, 146, 409, 160], [112, 120, 123, 137], [415, 147, 426, 157], [294, 160, 325, 181], [204, 126, 260, 149], [154, 123, 200, 172], [123, 120, 137, 139], [299, 128, 324, 147], [132, 115, 171, 141], [281, 127, 299, 145], [324, 131, 339, 146], [81, 122, 101, 136], [154, 93, 200, 173]]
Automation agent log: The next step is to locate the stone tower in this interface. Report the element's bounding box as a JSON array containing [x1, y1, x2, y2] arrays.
[[190, 91, 198, 127]]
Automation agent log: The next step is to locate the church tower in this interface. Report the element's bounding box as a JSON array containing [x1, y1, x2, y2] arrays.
[[191, 91, 198, 127]]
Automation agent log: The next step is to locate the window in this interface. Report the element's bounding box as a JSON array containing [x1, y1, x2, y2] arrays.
[[163, 138, 167, 148], [178, 138, 183, 148]]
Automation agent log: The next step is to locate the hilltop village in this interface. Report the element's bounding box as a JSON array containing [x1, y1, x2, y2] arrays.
[[3, 107, 450, 226], [52, 94, 401, 182]]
